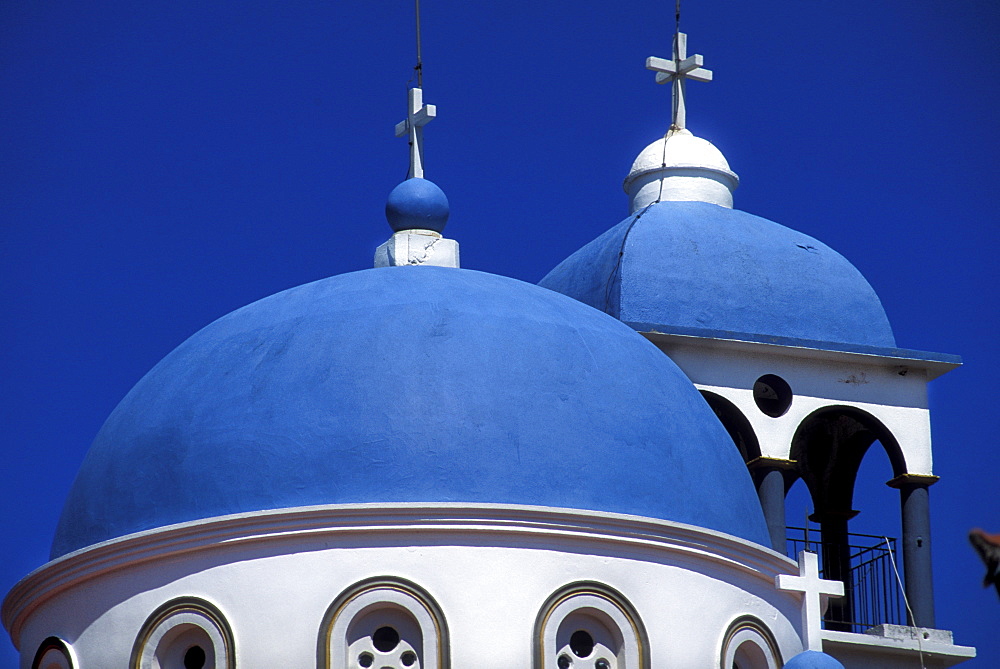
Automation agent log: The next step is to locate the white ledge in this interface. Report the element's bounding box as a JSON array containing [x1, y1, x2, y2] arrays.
[[2, 502, 792, 645], [822, 628, 976, 665]]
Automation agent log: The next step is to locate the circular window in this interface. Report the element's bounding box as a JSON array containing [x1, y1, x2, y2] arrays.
[[753, 374, 792, 417], [570, 630, 594, 658], [372, 626, 400, 652]]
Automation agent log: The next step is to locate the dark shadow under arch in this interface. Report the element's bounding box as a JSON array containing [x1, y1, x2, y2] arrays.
[[790, 405, 905, 514], [32, 636, 74, 669], [700, 391, 761, 463]]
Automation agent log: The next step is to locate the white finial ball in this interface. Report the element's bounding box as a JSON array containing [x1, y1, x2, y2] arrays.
[[623, 129, 739, 212]]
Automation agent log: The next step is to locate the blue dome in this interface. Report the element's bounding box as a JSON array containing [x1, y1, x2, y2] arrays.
[[52, 266, 769, 557], [385, 177, 450, 233], [539, 201, 895, 350], [783, 651, 845, 668]]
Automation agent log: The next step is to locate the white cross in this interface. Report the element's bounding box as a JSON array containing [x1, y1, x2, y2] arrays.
[[776, 551, 845, 652], [394, 87, 436, 179], [645, 32, 712, 131]]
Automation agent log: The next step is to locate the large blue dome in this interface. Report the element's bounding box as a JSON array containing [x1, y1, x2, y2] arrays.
[[539, 201, 896, 350], [52, 266, 770, 558]]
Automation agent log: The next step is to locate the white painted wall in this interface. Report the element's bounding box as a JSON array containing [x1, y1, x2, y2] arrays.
[[651, 338, 939, 476], [6, 505, 803, 668]]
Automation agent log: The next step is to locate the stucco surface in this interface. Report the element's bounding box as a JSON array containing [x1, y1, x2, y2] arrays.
[[539, 201, 896, 349], [52, 266, 769, 557]]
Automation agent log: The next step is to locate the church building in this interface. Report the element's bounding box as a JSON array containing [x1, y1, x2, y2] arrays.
[[2, 21, 977, 669]]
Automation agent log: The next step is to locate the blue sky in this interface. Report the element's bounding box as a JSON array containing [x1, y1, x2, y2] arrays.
[[2, 1, 997, 665]]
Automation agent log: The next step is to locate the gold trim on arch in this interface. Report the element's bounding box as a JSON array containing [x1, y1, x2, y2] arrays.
[[129, 597, 236, 669], [533, 582, 650, 669], [317, 576, 450, 669], [719, 615, 783, 668]]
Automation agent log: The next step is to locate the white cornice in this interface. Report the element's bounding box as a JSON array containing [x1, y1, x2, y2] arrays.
[[640, 330, 960, 380], [2, 502, 793, 646]]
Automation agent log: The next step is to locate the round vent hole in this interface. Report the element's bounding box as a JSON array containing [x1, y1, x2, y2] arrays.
[[373, 626, 400, 653], [753, 374, 793, 417], [570, 630, 595, 658]]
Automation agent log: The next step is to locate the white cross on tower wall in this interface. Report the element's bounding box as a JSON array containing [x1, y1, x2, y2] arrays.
[[645, 32, 712, 131], [395, 87, 436, 179], [776, 550, 845, 652]]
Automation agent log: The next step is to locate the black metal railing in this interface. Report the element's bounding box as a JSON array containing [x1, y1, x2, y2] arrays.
[[786, 527, 905, 633]]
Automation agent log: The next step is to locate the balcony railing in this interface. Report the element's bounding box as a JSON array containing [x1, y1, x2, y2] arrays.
[[786, 527, 905, 633]]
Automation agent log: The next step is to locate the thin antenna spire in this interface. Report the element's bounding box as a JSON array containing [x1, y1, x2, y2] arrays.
[[414, 0, 423, 88]]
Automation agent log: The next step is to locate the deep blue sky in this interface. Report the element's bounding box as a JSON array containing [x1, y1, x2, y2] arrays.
[[2, 1, 997, 665]]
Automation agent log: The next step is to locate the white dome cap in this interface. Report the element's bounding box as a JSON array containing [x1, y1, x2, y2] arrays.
[[623, 128, 739, 212]]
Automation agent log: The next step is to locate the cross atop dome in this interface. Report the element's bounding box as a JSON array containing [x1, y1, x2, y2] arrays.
[[395, 87, 436, 179], [380, 7, 457, 269], [379, 87, 456, 268], [646, 32, 712, 130]]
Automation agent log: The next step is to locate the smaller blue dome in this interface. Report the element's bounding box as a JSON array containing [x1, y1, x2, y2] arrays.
[[783, 650, 845, 668], [386, 178, 450, 233]]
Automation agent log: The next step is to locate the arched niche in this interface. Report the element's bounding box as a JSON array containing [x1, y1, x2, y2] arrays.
[[700, 390, 761, 463], [719, 616, 782, 669], [130, 597, 235, 669], [32, 637, 76, 669], [319, 577, 449, 669], [533, 582, 649, 669]]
